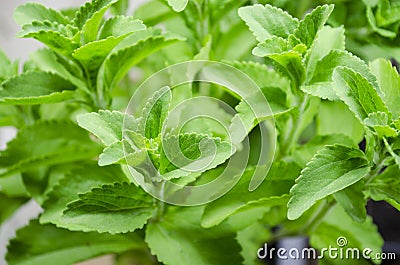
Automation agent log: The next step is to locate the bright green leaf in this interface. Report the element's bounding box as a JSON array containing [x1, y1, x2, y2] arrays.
[[366, 6, 397, 38], [317, 101, 365, 144], [77, 110, 138, 146], [333, 67, 390, 123], [370, 58, 400, 120], [13, 2, 69, 26], [294, 4, 334, 47], [167, 0, 189, 12], [293, 134, 357, 167], [0, 50, 19, 83], [288, 144, 370, 220], [97, 35, 181, 102], [73, 0, 119, 43], [305, 26, 346, 82], [238, 4, 299, 43], [98, 16, 145, 39], [253, 36, 289, 57], [364, 112, 398, 138], [160, 133, 233, 179], [17, 21, 79, 55]]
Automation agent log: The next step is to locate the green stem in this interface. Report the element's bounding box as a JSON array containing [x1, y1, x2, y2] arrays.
[[301, 200, 335, 235], [280, 94, 310, 157]]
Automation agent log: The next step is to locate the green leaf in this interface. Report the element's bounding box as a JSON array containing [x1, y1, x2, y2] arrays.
[[316, 101, 365, 144], [0, 193, 28, 224], [0, 50, 18, 83], [7, 220, 144, 265], [29, 49, 85, 88], [305, 26, 346, 82], [202, 162, 301, 227], [98, 16, 145, 39], [376, 0, 400, 27], [333, 67, 390, 123], [0, 71, 77, 105], [253, 36, 289, 57], [13, 2, 69, 26], [334, 181, 367, 223], [40, 164, 127, 224], [146, 207, 243, 265], [268, 51, 306, 89], [98, 139, 147, 166], [73, 0, 119, 43], [72, 36, 128, 77], [139, 86, 172, 139], [370, 58, 400, 120], [304, 50, 378, 101], [364, 112, 398, 138], [17, 21, 79, 55], [238, 4, 299, 43], [288, 144, 370, 220], [159, 133, 233, 179], [368, 164, 400, 207], [0, 121, 100, 178], [310, 205, 383, 264], [366, 6, 397, 38], [237, 222, 271, 265], [294, 4, 334, 47], [97, 35, 181, 101], [293, 134, 357, 167], [77, 110, 138, 146], [225, 61, 290, 93], [167, 0, 189, 12], [63, 182, 154, 234]]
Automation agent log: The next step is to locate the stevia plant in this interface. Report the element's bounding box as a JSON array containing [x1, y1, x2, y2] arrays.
[[1, 0, 400, 265]]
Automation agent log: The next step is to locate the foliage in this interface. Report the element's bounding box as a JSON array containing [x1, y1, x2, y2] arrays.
[[1, 0, 400, 264]]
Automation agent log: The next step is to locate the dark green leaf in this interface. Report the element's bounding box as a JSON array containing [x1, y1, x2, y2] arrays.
[[64, 182, 155, 234], [7, 220, 144, 265], [0, 71, 77, 105], [40, 164, 127, 225], [146, 207, 243, 265], [0, 121, 100, 178], [334, 181, 367, 223], [202, 162, 301, 227]]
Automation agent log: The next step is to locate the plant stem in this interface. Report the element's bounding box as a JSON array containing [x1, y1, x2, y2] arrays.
[[301, 200, 335, 235]]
